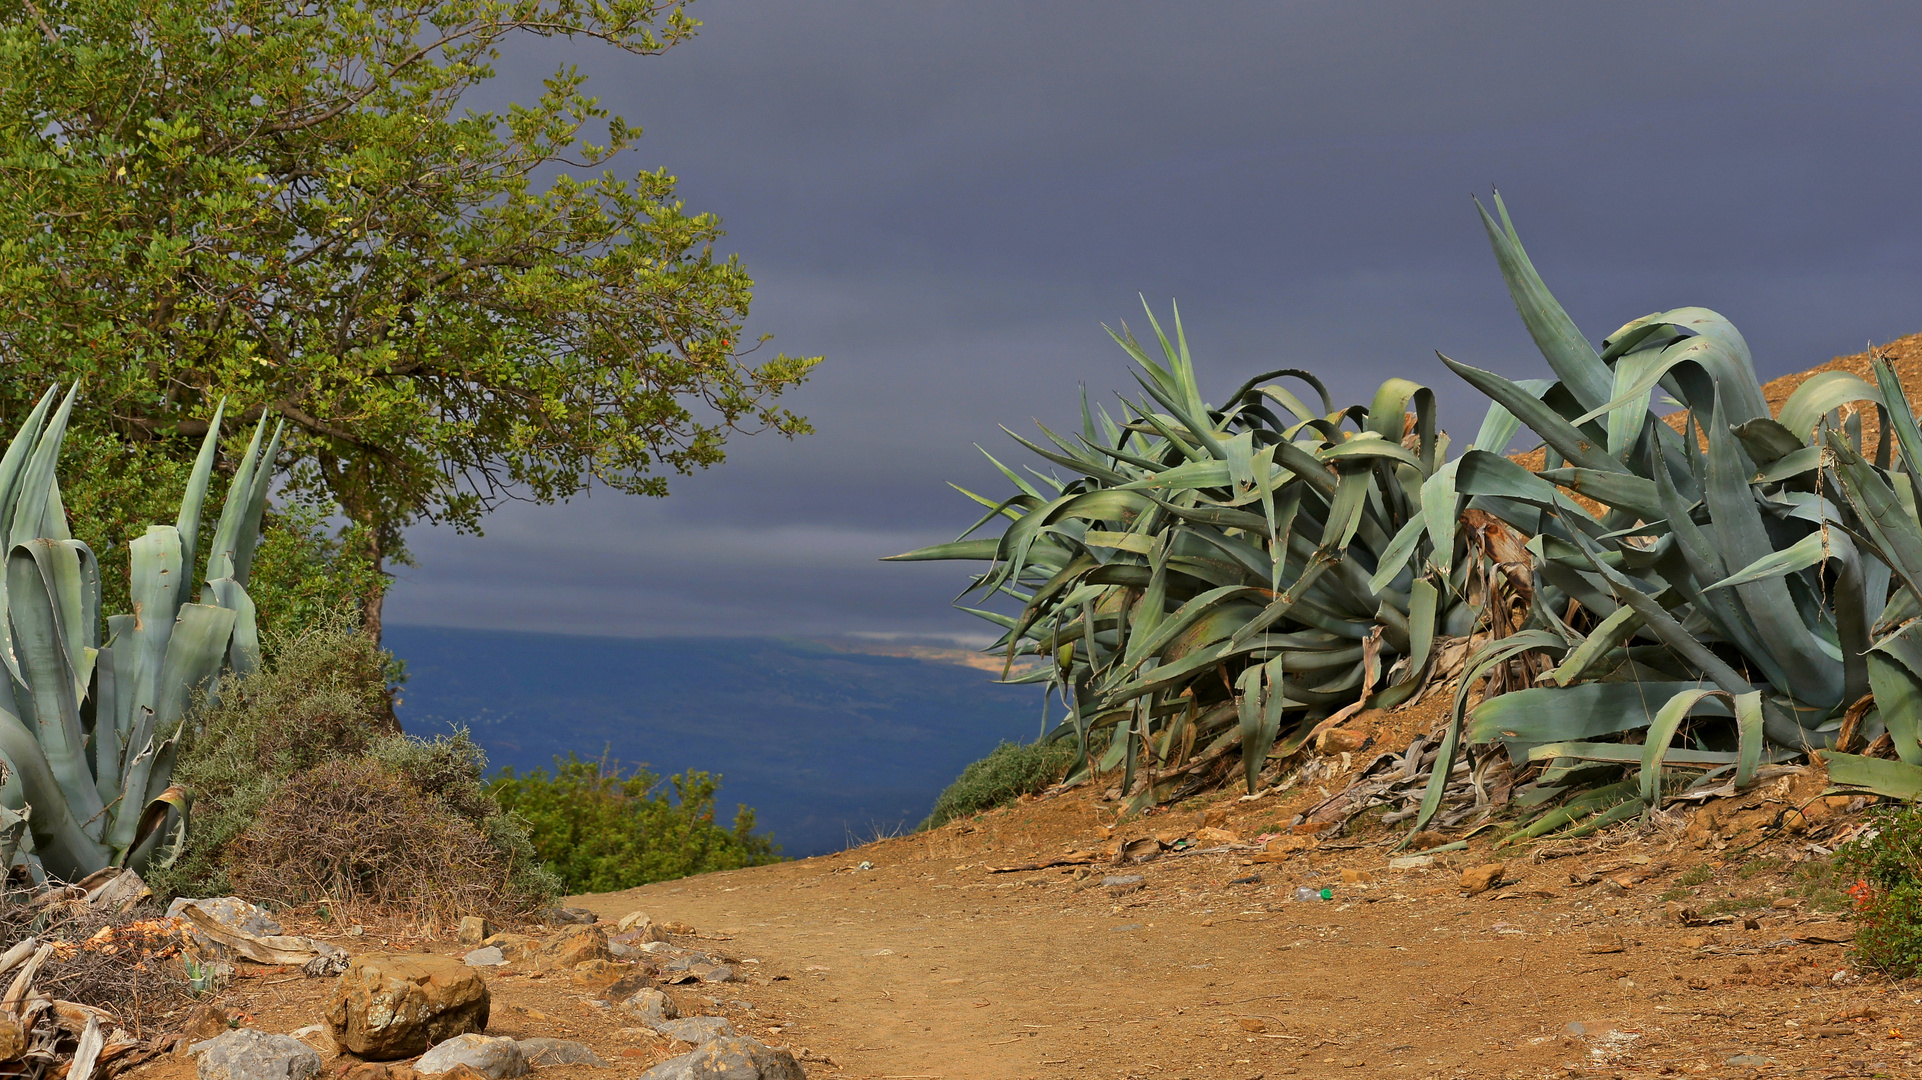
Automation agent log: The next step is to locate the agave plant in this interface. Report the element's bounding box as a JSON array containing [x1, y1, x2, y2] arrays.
[[1807, 353, 1922, 796], [889, 306, 1545, 808], [1406, 194, 1904, 837], [0, 385, 281, 881]]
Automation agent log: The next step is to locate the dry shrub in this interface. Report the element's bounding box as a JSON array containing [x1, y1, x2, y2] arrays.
[[226, 756, 530, 923], [156, 610, 557, 919]]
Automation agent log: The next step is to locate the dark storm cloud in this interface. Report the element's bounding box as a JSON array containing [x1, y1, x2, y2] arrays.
[[386, 1, 1922, 640]]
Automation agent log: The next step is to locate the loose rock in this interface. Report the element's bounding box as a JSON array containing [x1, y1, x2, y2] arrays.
[[654, 1017, 736, 1044], [482, 934, 539, 962], [1459, 863, 1506, 896], [618, 989, 679, 1026], [169, 897, 287, 960], [544, 907, 597, 926], [416, 1034, 529, 1079], [325, 953, 491, 1060], [617, 911, 653, 933], [571, 959, 647, 997], [287, 1024, 334, 1056], [457, 917, 495, 946], [168, 897, 284, 937], [538, 927, 611, 971], [463, 947, 506, 968], [516, 1038, 608, 1068], [1103, 874, 1145, 895], [637, 1036, 803, 1080], [191, 1029, 322, 1080]]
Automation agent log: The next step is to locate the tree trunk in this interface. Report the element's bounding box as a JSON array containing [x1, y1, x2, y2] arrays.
[[351, 509, 403, 734]]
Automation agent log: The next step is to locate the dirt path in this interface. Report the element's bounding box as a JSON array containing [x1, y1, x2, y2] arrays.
[[574, 792, 1913, 1080]]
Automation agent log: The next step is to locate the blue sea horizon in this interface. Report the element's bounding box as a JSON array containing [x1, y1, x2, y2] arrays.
[[385, 626, 1047, 859]]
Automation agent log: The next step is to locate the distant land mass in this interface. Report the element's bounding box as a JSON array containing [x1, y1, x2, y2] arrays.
[[385, 627, 1048, 858]]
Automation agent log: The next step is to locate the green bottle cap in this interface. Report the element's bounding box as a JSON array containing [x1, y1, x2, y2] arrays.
[[1319, 887, 1334, 900]]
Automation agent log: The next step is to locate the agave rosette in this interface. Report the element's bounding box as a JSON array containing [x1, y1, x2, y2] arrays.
[[1408, 195, 1906, 837], [890, 306, 1528, 807], [0, 386, 281, 880]]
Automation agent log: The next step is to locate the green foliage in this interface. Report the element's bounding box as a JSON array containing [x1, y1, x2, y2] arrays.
[[895, 192, 1922, 839], [153, 612, 555, 912], [1836, 805, 1922, 976], [921, 740, 1076, 831], [1405, 195, 1908, 838], [0, 0, 819, 606], [488, 754, 779, 894], [890, 304, 1482, 811], [57, 429, 385, 654], [0, 388, 277, 880], [243, 506, 391, 654]]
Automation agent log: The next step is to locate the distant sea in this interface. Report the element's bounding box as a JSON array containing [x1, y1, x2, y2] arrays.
[[384, 627, 1047, 858]]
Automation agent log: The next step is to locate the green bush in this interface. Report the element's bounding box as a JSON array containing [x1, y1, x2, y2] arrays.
[[921, 740, 1076, 831], [488, 755, 780, 895], [1835, 803, 1922, 976], [152, 613, 557, 914]]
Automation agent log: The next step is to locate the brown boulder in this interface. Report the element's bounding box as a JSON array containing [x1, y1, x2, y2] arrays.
[[325, 953, 490, 1060], [536, 927, 610, 971]]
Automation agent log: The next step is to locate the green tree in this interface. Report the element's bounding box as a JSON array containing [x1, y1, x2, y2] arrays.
[[489, 754, 779, 893], [0, 0, 817, 638]]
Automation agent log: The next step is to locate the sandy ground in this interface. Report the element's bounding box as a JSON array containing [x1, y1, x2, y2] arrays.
[[560, 774, 1908, 1080]]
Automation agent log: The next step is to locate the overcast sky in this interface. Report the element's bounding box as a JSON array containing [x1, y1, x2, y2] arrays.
[[385, 1, 1922, 645]]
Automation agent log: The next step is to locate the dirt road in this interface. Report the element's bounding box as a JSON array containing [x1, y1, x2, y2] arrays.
[[575, 790, 1911, 1080]]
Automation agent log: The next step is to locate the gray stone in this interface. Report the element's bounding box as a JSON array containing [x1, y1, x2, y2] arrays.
[[1725, 1055, 1774, 1068], [171, 898, 292, 962], [463, 947, 507, 967], [515, 1038, 608, 1068], [190, 1029, 322, 1080], [693, 964, 736, 984], [636, 1036, 804, 1080], [415, 1034, 529, 1079], [618, 989, 678, 1026], [654, 1017, 737, 1044], [662, 951, 723, 972], [1102, 874, 1145, 895], [607, 942, 638, 959], [543, 906, 597, 926], [169, 898, 284, 938]]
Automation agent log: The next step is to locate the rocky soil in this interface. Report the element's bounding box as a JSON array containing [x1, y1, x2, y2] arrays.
[[117, 742, 1912, 1080]]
